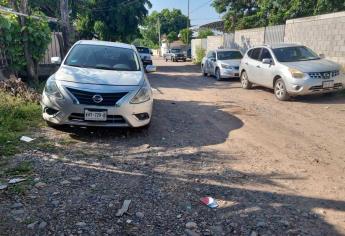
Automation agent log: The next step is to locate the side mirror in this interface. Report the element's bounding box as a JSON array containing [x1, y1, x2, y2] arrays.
[[146, 65, 156, 73], [319, 53, 325, 59], [262, 58, 272, 64], [51, 57, 61, 65], [211, 58, 216, 62]]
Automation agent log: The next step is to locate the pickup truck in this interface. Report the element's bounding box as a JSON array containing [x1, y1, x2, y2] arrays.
[[163, 48, 186, 62]]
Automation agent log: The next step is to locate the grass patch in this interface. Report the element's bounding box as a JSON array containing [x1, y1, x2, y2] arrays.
[[4, 160, 33, 176], [0, 91, 42, 156]]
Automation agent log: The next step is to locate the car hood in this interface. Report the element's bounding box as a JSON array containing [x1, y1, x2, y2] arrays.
[[55, 65, 143, 86], [218, 59, 241, 66], [281, 59, 340, 73]]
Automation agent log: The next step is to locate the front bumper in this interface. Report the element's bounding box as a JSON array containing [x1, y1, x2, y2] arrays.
[[220, 68, 240, 78], [285, 74, 345, 96], [41, 88, 153, 128]]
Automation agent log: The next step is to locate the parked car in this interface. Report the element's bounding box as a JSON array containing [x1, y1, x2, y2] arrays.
[[164, 48, 186, 62], [201, 49, 243, 80], [42, 40, 155, 128], [239, 43, 345, 101], [136, 46, 153, 66]]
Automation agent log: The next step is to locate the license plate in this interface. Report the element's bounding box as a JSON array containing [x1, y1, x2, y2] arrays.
[[84, 110, 107, 121], [323, 80, 334, 88]]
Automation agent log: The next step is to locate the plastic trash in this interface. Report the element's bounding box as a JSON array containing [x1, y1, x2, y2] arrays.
[[200, 197, 219, 208], [20, 136, 35, 143], [116, 200, 131, 217], [0, 184, 8, 190], [8, 178, 27, 184]]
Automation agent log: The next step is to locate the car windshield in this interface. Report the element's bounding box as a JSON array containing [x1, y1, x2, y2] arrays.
[[217, 51, 243, 60], [273, 46, 320, 62], [171, 49, 181, 53], [64, 44, 140, 71], [136, 47, 150, 54]]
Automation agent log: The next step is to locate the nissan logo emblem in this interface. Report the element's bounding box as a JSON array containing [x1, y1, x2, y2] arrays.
[[323, 73, 330, 79], [92, 94, 103, 103]]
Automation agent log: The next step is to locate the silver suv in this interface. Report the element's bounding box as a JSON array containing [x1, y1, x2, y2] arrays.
[[201, 49, 242, 80], [239, 44, 345, 100]]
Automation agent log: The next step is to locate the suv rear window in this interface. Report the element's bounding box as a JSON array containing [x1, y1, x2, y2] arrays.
[[249, 48, 262, 60], [136, 47, 150, 54]]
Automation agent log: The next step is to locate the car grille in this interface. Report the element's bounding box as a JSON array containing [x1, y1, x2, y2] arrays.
[[66, 88, 128, 106], [309, 83, 343, 91], [308, 71, 339, 79], [69, 113, 126, 124]]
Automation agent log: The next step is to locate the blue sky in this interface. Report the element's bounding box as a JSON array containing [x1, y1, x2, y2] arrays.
[[148, 0, 221, 27]]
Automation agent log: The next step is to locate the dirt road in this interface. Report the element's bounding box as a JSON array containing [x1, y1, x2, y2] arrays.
[[1, 58, 345, 236]]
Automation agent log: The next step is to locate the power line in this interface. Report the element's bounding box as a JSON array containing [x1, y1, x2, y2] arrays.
[[190, 0, 213, 14]]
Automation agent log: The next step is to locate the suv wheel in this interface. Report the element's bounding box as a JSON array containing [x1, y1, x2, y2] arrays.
[[241, 71, 252, 89], [215, 68, 222, 81], [165, 57, 168, 62], [274, 78, 290, 101]]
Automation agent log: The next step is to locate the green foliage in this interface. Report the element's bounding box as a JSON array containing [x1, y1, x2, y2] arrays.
[[0, 92, 41, 156], [131, 38, 159, 49], [75, 0, 151, 42], [198, 28, 214, 39], [179, 28, 193, 45], [194, 47, 206, 64], [140, 9, 189, 45], [212, 0, 345, 31], [0, 14, 51, 74], [167, 31, 178, 43]]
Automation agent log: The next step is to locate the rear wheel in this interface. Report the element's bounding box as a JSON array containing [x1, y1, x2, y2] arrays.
[[274, 78, 290, 101], [241, 71, 252, 89], [215, 68, 222, 81]]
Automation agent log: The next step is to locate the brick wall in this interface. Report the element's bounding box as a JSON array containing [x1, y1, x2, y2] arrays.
[[285, 11, 345, 67]]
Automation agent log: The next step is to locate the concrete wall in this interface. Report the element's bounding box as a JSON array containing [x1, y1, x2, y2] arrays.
[[234, 27, 265, 53], [206, 35, 224, 52], [191, 38, 207, 59], [285, 11, 345, 66]]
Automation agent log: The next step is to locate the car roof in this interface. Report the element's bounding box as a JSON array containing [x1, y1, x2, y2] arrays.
[[76, 40, 134, 49], [253, 43, 302, 49], [215, 49, 241, 52]]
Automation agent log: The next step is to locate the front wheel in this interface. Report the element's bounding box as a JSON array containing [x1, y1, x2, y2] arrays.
[[274, 78, 290, 101], [165, 57, 168, 62], [201, 65, 207, 76], [241, 71, 252, 89], [215, 68, 222, 81]]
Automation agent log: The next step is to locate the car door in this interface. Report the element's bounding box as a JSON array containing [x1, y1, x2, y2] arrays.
[[257, 48, 275, 88], [245, 47, 262, 84]]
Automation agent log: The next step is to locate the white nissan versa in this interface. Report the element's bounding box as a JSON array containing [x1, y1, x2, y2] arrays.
[[41, 40, 155, 128]]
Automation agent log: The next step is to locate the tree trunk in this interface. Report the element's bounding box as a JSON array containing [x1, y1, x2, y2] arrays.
[[60, 0, 70, 57], [11, 0, 38, 84]]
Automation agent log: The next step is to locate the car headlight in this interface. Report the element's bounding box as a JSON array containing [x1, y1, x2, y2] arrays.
[[130, 81, 151, 104], [44, 78, 63, 99], [221, 64, 233, 70], [288, 68, 305, 79]]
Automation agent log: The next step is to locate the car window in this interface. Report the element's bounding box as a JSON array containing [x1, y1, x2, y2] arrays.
[[65, 44, 140, 71], [136, 47, 150, 54], [171, 49, 181, 53], [217, 51, 243, 60], [273, 46, 320, 62], [207, 51, 214, 58], [249, 48, 262, 60], [259, 48, 272, 60]]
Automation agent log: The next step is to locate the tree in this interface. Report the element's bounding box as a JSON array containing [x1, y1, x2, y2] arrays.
[[140, 9, 189, 45], [179, 28, 192, 45], [213, 0, 345, 31], [198, 28, 214, 39], [75, 0, 151, 42], [167, 31, 178, 43]]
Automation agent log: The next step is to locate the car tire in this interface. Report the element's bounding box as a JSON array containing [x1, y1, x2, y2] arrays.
[[274, 78, 290, 101], [183, 59, 186, 62], [215, 68, 222, 81], [241, 71, 252, 89], [165, 58, 168, 62]]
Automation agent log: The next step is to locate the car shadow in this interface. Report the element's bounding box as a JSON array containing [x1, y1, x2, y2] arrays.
[[57, 99, 244, 149]]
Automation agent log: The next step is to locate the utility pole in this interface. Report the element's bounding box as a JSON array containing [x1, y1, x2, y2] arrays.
[[60, 0, 69, 56], [186, 0, 190, 48]]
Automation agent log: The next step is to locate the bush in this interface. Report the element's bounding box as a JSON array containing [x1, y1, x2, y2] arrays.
[[194, 47, 206, 64]]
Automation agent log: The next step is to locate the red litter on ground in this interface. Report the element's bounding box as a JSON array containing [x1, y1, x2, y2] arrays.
[[200, 197, 219, 208]]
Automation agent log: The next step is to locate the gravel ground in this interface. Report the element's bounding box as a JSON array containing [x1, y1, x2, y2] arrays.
[[1, 58, 345, 236]]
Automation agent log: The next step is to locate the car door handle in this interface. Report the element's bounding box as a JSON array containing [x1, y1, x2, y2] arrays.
[[245, 62, 248, 65], [256, 65, 261, 68]]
